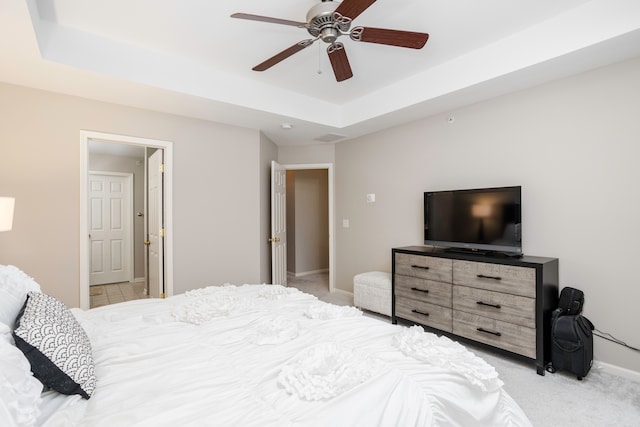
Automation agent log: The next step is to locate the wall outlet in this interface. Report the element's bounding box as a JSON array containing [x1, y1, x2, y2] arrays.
[[366, 193, 376, 203], [342, 219, 350, 228]]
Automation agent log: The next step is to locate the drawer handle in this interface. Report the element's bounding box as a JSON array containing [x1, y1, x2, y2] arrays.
[[477, 274, 501, 281], [411, 309, 429, 317], [411, 265, 430, 270], [477, 327, 502, 337], [411, 287, 429, 294], [476, 301, 501, 309]]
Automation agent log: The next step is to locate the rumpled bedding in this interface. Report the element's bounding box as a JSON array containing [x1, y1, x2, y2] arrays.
[[277, 342, 384, 401], [393, 326, 504, 392], [37, 284, 532, 427]]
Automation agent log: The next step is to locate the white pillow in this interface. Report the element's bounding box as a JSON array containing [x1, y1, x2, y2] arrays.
[[0, 324, 43, 427], [0, 265, 41, 328]]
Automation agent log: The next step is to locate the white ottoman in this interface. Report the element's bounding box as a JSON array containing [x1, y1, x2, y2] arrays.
[[353, 271, 392, 317]]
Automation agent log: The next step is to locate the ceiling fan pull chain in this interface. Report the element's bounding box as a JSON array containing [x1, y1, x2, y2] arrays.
[[317, 41, 323, 74]]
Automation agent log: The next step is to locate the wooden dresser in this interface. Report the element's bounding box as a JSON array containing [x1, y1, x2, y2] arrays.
[[392, 246, 559, 375]]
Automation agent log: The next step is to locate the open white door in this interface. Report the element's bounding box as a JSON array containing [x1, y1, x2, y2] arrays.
[[89, 173, 132, 285], [270, 161, 287, 285], [80, 131, 174, 310], [147, 149, 164, 298]]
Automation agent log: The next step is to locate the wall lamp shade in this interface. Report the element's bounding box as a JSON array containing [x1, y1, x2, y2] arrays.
[[0, 197, 15, 232]]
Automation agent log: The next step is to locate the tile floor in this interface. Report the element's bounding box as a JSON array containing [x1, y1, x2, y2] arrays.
[[90, 281, 148, 308]]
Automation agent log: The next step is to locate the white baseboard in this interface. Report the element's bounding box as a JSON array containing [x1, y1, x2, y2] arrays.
[[332, 288, 353, 297], [290, 268, 329, 278], [593, 361, 640, 383], [133, 277, 145, 283]]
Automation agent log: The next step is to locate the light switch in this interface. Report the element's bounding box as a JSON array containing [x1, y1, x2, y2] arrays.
[[342, 219, 350, 228], [366, 193, 376, 203]]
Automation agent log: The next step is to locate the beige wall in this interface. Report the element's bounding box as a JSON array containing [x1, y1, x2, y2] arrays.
[[334, 57, 640, 373], [89, 152, 146, 279], [286, 170, 329, 275], [286, 171, 297, 273], [278, 143, 335, 165], [292, 170, 329, 274], [0, 82, 263, 307]]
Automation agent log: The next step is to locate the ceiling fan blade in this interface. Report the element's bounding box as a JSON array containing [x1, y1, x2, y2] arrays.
[[327, 43, 353, 82], [334, 0, 378, 20], [350, 27, 429, 49], [252, 40, 315, 72], [231, 13, 306, 28]]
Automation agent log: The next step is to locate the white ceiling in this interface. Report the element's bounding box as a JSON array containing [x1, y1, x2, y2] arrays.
[[1, 0, 640, 146]]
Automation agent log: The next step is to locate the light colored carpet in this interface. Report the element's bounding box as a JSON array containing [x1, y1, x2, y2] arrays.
[[287, 271, 640, 426], [473, 344, 640, 426]]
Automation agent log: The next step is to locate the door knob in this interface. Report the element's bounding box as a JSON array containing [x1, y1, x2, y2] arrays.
[[268, 237, 281, 243], [144, 240, 151, 246]]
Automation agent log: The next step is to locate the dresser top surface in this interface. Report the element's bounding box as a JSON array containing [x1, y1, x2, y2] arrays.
[[393, 246, 558, 267]]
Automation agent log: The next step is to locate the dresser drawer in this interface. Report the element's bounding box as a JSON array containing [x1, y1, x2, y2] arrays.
[[453, 260, 535, 298], [453, 285, 535, 328], [453, 310, 536, 358], [395, 296, 452, 332], [395, 253, 452, 282], [395, 275, 452, 307]]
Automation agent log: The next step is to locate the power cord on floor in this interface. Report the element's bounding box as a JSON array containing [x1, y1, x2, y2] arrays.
[[593, 328, 640, 352]]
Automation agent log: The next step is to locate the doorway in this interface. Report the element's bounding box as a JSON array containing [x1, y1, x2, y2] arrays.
[[286, 169, 328, 268], [282, 163, 335, 292], [79, 131, 174, 310]]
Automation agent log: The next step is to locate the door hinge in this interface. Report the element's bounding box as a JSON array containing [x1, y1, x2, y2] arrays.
[[159, 163, 165, 173], [160, 293, 165, 299], [160, 228, 165, 237]]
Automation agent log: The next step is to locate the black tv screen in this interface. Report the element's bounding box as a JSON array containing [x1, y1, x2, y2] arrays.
[[424, 186, 522, 254]]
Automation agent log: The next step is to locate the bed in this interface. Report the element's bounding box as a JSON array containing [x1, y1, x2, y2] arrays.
[[1, 265, 532, 426]]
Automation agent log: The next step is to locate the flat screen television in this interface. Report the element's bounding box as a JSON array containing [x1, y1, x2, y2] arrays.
[[424, 186, 522, 255]]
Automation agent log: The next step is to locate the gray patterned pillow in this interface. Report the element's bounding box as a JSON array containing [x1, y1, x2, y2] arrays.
[[12, 292, 96, 399]]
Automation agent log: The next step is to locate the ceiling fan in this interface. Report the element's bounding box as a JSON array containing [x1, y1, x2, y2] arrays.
[[231, 0, 429, 82]]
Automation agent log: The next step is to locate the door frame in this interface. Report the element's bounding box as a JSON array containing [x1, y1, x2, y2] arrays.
[[281, 163, 334, 293], [88, 171, 134, 285], [80, 130, 174, 310]]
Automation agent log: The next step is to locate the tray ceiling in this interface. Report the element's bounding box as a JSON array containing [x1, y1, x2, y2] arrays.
[[1, 0, 639, 145]]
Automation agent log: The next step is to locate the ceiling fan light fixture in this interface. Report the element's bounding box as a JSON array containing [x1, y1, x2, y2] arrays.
[[306, 1, 340, 27]]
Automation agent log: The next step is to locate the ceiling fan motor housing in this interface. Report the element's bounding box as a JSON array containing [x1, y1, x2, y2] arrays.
[[306, 0, 350, 43]]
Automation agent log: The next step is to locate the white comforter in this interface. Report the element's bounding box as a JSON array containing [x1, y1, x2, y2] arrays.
[[38, 285, 532, 427]]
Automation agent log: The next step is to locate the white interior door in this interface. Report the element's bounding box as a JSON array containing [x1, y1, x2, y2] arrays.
[[147, 149, 164, 298], [271, 161, 287, 285], [89, 173, 132, 285]]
